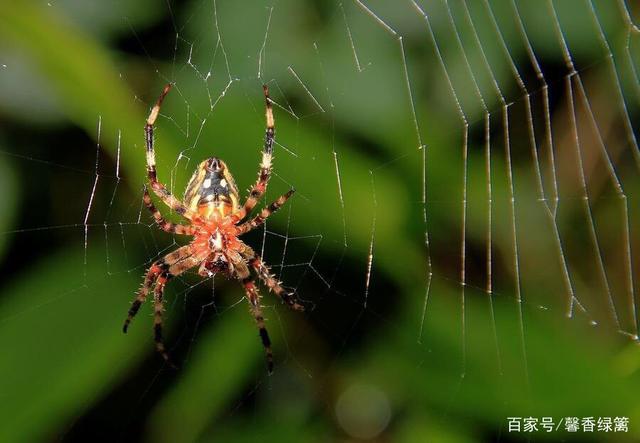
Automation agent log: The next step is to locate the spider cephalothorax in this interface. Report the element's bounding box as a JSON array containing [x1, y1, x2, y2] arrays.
[[123, 84, 303, 373]]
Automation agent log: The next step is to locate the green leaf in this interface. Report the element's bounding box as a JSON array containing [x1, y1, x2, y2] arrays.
[[0, 247, 144, 442]]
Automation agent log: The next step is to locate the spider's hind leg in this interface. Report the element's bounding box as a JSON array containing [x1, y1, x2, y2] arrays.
[[144, 84, 196, 220], [240, 85, 277, 218]]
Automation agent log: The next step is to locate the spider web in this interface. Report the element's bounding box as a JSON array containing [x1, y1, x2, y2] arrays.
[[0, 0, 639, 440]]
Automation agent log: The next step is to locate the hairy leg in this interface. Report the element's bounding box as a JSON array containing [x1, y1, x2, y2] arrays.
[[243, 278, 274, 373], [145, 84, 196, 219], [123, 262, 163, 333], [250, 255, 304, 311], [152, 272, 172, 364], [153, 250, 206, 366], [123, 245, 195, 332], [143, 186, 195, 235], [237, 189, 294, 235], [234, 259, 274, 373], [239, 85, 276, 219]]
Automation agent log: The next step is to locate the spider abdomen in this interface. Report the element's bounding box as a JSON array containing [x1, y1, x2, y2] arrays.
[[184, 157, 241, 219]]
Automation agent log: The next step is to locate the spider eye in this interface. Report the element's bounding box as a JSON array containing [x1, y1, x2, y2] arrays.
[[204, 254, 228, 273]]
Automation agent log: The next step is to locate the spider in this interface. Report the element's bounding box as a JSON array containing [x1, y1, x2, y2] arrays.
[[123, 83, 304, 373]]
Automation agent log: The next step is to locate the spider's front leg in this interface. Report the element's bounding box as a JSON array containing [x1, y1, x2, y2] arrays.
[[123, 245, 200, 364], [235, 260, 274, 373], [244, 279, 274, 373]]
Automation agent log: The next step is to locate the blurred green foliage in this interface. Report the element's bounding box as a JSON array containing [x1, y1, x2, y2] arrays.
[[0, 0, 639, 442]]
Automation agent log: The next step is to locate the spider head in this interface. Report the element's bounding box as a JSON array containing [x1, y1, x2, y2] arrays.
[[202, 229, 237, 274], [198, 253, 230, 277], [202, 253, 230, 275], [184, 157, 241, 219]]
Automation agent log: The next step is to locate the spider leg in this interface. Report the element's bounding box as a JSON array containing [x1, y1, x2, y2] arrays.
[[237, 189, 294, 235], [235, 259, 274, 373], [123, 261, 164, 333], [250, 255, 304, 311], [239, 244, 303, 310], [154, 252, 204, 366], [239, 85, 276, 219], [145, 84, 196, 220], [243, 278, 274, 373], [124, 245, 201, 365], [123, 245, 193, 331], [152, 272, 172, 364], [143, 186, 195, 235]]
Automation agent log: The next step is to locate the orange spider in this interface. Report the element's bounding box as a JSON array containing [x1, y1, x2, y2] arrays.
[[123, 83, 303, 373]]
